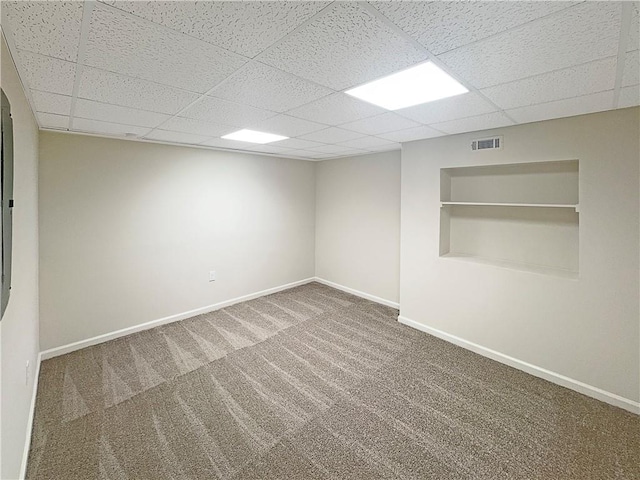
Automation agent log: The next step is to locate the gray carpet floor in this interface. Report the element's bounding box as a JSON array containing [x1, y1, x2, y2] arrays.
[[27, 282, 639, 479]]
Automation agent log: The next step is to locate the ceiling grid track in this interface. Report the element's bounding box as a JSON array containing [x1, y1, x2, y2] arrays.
[[0, 26, 42, 129], [96, 0, 249, 58], [141, 62, 266, 140], [471, 54, 620, 92], [67, 0, 261, 137], [358, 1, 517, 125], [251, 1, 335, 63], [38, 127, 315, 162], [67, 0, 96, 131], [94, 0, 338, 94], [143, 1, 339, 141], [249, 0, 448, 135], [431, 0, 585, 57], [4, 0, 637, 160], [612, 2, 633, 108]]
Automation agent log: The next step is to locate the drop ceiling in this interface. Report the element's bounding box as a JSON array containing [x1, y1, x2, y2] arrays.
[[2, 1, 639, 161]]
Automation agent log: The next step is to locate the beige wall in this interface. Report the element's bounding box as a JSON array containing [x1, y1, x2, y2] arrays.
[[315, 151, 401, 303], [39, 133, 315, 350], [0, 36, 40, 479], [400, 108, 640, 404]]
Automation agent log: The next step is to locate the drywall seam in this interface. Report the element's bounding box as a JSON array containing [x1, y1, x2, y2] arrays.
[[40, 277, 315, 360], [19, 352, 41, 480], [398, 315, 640, 415], [313, 277, 400, 309]]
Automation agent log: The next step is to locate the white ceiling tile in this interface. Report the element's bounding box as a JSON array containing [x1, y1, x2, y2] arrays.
[[281, 152, 313, 160], [9, 1, 631, 145], [200, 137, 263, 151], [72, 118, 151, 137], [161, 117, 236, 137], [430, 112, 515, 135], [396, 93, 497, 125], [284, 149, 321, 158], [339, 112, 420, 135], [3, 1, 83, 61], [507, 91, 615, 124], [287, 93, 385, 125], [438, 2, 622, 89], [38, 112, 69, 130], [306, 149, 368, 159], [378, 125, 444, 143], [274, 138, 327, 150], [143, 130, 209, 145], [628, 3, 639, 52], [246, 114, 327, 138], [209, 62, 333, 113], [618, 85, 640, 109], [85, 4, 247, 94], [371, 1, 576, 55], [287, 154, 316, 160], [622, 50, 640, 87], [18, 50, 76, 95], [307, 144, 362, 154], [100, 1, 329, 58], [31, 91, 72, 116], [78, 67, 199, 115], [259, 2, 428, 90], [333, 149, 369, 157], [74, 99, 171, 128], [366, 143, 401, 153], [241, 144, 294, 155], [481, 57, 617, 110], [337, 136, 396, 150], [298, 127, 365, 144], [180, 96, 276, 127]]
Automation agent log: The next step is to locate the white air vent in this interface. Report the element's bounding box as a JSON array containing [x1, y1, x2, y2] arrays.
[[471, 136, 503, 151]]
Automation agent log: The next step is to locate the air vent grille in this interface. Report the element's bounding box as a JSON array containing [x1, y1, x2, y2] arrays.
[[471, 136, 503, 151]]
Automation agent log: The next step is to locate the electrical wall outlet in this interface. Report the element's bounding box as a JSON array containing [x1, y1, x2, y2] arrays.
[[209, 270, 216, 282]]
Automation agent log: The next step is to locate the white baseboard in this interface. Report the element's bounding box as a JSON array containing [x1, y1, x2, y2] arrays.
[[398, 316, 640, 415], [38, 276, 397, 362], [313, 277, 399, 309], [19, 351, 42, 480], [40, 277, 315, 361]]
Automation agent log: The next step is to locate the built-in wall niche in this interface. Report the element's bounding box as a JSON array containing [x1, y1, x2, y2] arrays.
[[439, 160, 579, 278]]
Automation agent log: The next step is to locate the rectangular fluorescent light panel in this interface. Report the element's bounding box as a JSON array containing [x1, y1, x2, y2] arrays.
[[221, 129, 288, 144], [345, 62, 468, 110]]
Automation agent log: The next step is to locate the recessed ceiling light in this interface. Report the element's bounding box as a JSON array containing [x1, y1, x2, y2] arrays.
[[221, 129, 288, 144], [345, 62, 468, 110]]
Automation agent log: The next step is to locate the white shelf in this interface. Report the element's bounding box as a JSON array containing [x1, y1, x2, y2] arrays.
[[439, 160, 580, 276], [441, 253, 579, 279], [441, 201, 579, 212]]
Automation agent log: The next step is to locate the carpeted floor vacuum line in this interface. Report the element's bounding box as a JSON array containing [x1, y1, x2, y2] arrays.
[[26, 282, 639, 479]]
